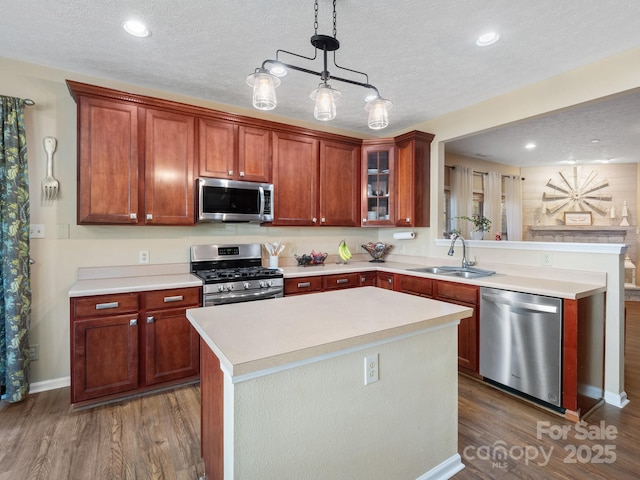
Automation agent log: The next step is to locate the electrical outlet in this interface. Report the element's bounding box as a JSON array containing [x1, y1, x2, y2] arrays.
[[138, 250, 150, 264], [541, 252, 552, 266], [28, 345, 39, 361], [56, 224, 69, 239], [364, 354, 379, 385], [29, 224, 45, 238]]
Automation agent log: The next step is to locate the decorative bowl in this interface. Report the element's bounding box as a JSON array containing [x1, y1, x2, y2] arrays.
[[362, 242, 393, 263], [295, 252, 328, 266]]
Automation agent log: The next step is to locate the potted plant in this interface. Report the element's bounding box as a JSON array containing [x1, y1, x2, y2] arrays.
[[458, 215, 492, 240]]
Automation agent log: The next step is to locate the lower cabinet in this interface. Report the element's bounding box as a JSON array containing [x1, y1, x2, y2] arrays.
[[284, 272, 361, 296], [376, 272, 395, 290], [70, 286, 201, 405]]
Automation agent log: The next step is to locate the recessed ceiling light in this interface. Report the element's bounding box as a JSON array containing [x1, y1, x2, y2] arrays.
[[476, 32, 500, 47], [590, 139, 601, 144], [123, 19, 150, 38], [525, 143, 536, 150]]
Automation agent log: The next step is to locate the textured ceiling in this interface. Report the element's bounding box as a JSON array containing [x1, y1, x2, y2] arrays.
[[2, 1, 640, 165]]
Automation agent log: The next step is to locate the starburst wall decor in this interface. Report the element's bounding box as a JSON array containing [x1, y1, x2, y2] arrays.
[[542, 166, 612, 217]]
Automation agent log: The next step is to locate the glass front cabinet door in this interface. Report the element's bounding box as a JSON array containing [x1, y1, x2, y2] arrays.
[[362, 141, 395, 226]]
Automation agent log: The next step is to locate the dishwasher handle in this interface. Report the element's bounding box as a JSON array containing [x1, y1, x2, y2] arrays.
[[481, 292, 559, 314]]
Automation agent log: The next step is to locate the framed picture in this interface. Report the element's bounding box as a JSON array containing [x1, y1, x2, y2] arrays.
[[564, 211, 592, 226]]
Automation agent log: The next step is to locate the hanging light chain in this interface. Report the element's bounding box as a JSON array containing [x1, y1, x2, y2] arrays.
[[314, 0, 319, 35], [333, 0, 337, 38]]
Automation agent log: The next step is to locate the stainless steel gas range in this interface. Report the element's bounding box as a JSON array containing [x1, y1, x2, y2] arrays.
[[190, 243, 284, 306]]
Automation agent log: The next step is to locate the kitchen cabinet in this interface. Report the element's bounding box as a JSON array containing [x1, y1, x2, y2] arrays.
[[272, 132, 360, 226], [434, 280, 479, 374], [362, 140, 395, 226], [395, 274, 433, 298], [284, 272, 359, 295], [394, 131, 433, 227], [359, 271, 377, 286], [198, 118, 271, 182], [376, 272, 395, 290], [143, 107, 196, 225], [361, 132, 433, 228], [76, 95, 140, 224], [70, 286, 201, 406], [70, 81, 196, 226]]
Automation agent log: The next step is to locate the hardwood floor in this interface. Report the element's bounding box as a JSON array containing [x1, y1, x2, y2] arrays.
[[1, 303, 639, 480], [0, 385, 204, 480]]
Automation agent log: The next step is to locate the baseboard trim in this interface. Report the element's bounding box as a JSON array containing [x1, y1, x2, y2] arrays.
[[29, 376, 70, 394], [604, 390, 630, 408], [417, 454, 464, 480]]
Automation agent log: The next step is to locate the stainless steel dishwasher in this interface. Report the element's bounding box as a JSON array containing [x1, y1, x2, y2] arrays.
[[479, 287, 563, 408]]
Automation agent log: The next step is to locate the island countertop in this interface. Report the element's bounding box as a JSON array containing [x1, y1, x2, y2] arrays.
[[187, 287, 472, 379]]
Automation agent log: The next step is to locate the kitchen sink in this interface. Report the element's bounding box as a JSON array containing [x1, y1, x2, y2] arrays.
[[406, 266, 496, 279]]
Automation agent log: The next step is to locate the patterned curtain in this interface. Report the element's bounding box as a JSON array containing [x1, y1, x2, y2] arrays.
[[0, 96, 31, 402]]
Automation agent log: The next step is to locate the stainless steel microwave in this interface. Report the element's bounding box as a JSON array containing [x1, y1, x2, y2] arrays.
[[197, 177, 273, 223]]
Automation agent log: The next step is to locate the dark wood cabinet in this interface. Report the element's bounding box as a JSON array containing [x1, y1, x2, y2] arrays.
[[70, 82, 197, 226], [143, 108, 195, 225], [376, 272, 395, 290], [272, 132, 360, 226], [359, 271, 377, 286], [394, 131, 433, 227], [272, 131, 319, 226], [319, 140, 361, 226], [70, 286, 201, 406], [395, 274, 433, 298], [434, 280, 479, 374], [362, 141, 395, 226], [198, 119, 271, 182], [284, 276, 324, 296], [76, 96, 140, 224]]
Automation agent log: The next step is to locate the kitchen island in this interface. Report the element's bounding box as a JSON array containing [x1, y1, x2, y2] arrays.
[[187, 287, 473, 480]]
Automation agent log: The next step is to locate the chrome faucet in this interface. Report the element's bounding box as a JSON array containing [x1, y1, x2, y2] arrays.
[[448, 234, 476, 269]]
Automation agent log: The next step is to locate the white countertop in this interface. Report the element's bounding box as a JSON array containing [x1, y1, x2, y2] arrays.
[[187, 287, 472, 379], [68, 273, 202, 297], [67, 258, 606, 300], [281, 260, 606, 300]]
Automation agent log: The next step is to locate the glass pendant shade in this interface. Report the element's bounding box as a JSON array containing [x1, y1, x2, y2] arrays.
[[365, 97, 393, 130], [310, 84, 341, 121], [246, 69, 281, 111]]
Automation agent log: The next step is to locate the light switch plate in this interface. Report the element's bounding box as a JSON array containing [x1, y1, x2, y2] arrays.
[[29, 224, 45, 238]]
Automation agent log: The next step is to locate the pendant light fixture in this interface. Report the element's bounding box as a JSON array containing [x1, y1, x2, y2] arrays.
[[246, 0, 392, 130]]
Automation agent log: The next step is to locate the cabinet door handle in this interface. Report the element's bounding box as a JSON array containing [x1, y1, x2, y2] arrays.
[[321, 217, 326, 223], [130, 213, 137, 220], [146, 213, 153, 220], [388, 278, 393, 284], [239, 171, 245, 177], [362, 218, 367, 223], [96, 301, 119, 310], [130, 319, 137, 326], [405, 217, 411, 223], [361, 276, 366, 283], [312, 217, 317, 223], [146, 316, 155, 323], [163, 295, 184, 303], [228, 170, 234, 176], [336, 278, 349, 284], [297, 282, 311, 288]]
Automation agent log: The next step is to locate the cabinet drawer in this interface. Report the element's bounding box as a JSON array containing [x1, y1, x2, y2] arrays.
[[323, 273, 359, 291], [284, 277, 323, 295], [435, 280, 478, 304], [359, 271, 377, 286], [73, 293, 139, 318], [397, 274, 433, 297], [145, 287, 201, 310], [377, 273, 394, 290]]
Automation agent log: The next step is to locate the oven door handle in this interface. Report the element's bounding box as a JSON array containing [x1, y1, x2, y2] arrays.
[[208, 287, 284, 306]]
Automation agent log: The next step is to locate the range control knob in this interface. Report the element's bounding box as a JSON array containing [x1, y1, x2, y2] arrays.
[[243, 282, 250, 290], [217, 285, 225, 292]]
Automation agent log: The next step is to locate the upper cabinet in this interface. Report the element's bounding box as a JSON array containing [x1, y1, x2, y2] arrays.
[[394, 131, 434, 227], [361, 140, 395, 226], [198, 119, 271, 183], [143, 107, 195, 225], [70, 81, 196, 226], [361, 131, 433, 228], [272, 132, 360, 226], [76, 95, 140, 224]]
